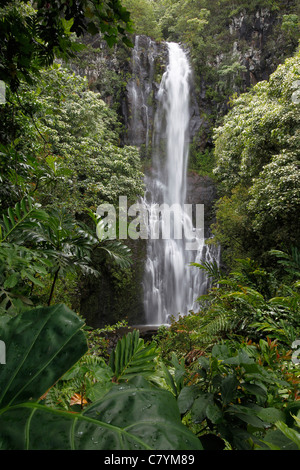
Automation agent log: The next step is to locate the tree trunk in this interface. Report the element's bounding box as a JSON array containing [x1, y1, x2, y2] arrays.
[[48, 267, 60, 306]]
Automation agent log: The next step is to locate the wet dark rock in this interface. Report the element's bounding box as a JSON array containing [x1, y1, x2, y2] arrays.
[[186, 172, 217, 237]]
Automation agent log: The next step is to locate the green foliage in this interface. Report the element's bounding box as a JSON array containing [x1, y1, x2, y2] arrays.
[[0, 199, 98, 310], [0, 60, 142, 314], [154, 254, 299, 374], [122, 0, 161, 39], [0, 198, 53, 314], [109, 330, 158, 382], [85, 319, 129, 359], [0, 259, 298, 450], [0, 304, 88, 409], [0, 304, 202, 450], [153, 0, 299, 155], [0, 197, 48, 243], [248, 152, 300, 236], [177, 340, 300, 450], [0, 0, 133, 91], [1, 0, 300, 452], [154, 318, 197, 362], [161, 353, 186, 398], [1, 65, 144, 213], [269, 247, 300, 279], [88, 211, 133, 270], [213, 51, 300, 263], [151, 250, 300, 450], [44, 325, 159, 408], [194, 256, 300, 345], [218, 0, 284, 15], [188, 147, 216, 176], [259, 414, 300, 450], [0, 244, 51, 315], [155, 0, 210, 47], [281, 14, 300, 42], [0, 197, 134, 314]]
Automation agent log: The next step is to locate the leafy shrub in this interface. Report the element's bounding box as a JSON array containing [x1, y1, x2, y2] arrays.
[[177, 340, 300, 450]]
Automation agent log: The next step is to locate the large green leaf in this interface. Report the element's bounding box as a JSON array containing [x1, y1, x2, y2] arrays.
[[220, 375, 238, 406], [191, 392, 214, 423], [0, 378, 203, 450], [0, 305, 202, 450], [0, 304, 88, 408]]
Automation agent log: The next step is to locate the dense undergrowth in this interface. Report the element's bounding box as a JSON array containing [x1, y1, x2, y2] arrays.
[[1, 253, 299, 449]]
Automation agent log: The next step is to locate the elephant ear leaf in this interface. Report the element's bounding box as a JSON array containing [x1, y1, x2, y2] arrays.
[[0, 303, 88, 408], [0, 378, 203, 450]]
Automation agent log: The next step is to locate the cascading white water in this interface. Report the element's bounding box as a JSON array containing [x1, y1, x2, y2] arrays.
[[127, 35, 157, 149], [143, 42, 217, 326]]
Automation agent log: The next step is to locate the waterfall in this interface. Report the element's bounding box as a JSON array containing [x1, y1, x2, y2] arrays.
[[129, 38, 219, 326], [127, 35, 157, 149]]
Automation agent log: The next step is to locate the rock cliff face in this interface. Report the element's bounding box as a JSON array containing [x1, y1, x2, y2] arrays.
[[193, 6, 298, 146], [123, 7, 296, 163], [68, 7, 296, 151], [186, 172, 217, 237], [228, 8, 289, 88], [123, 35, 166, 148]]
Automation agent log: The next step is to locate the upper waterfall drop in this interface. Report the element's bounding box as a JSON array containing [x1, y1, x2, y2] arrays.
[[160, 42, 191, 206]]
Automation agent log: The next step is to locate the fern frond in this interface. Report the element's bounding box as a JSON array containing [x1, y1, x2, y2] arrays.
[[205, 312, 236, 337], [99, 240, 132, 269], [190, 260, 222, 284], [109, 330, 158, 382], [269, 247, 300, 277], [0, 197, 48, 243]]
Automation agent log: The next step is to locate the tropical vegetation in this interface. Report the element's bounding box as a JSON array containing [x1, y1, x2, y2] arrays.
[[0, 0, 299, 452]]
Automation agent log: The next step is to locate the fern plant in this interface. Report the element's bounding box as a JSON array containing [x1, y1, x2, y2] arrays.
[[87, 209, 133, 269], [0, 199, 134, 313], [43, 329, 161, 410], [187, 256, 299, 348], [44, 354, 114, 411], [0, 198, 53, 315], [0, 197, 48, 243], [20, 207, 101, 305], [191, 260, 223, 286], [109, 329, 158, 382], [269, 247, 300, 279]]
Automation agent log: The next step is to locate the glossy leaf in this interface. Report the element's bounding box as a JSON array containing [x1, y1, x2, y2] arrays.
[[0, 377, 202, 450], [191, 392, 214, 423], [0, 304, 88, 408], [220, 375, 238, 406]]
